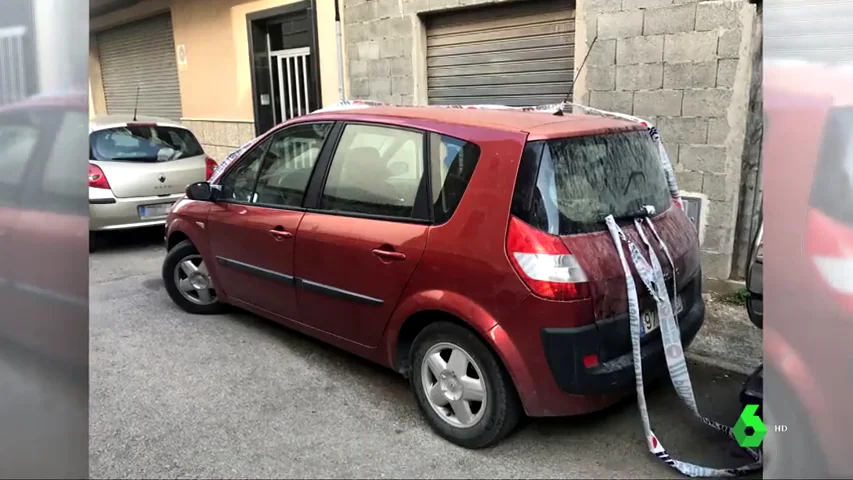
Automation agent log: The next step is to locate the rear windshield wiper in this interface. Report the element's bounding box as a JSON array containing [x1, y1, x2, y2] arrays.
[[607, 205, 657, 222]]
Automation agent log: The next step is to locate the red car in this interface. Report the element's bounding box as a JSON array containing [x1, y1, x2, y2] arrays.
[[762, 62, 853, 478], [162, 106, 704, 448]]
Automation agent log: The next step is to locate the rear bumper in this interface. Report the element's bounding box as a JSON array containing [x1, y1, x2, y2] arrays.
[[89, 189, 184, 231], [541, 280, 705, 396]]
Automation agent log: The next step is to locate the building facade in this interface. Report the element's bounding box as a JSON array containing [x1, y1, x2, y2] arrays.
[[88, 0, 344, 162], [340, 0, 762, 281]]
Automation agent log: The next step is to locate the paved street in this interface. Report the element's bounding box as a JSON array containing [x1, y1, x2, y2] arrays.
[[90, 227, 759, 479]]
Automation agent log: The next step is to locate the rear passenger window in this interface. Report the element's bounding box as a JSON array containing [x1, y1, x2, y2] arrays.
[[428, 133, 481, 224], [320, 124, 426, 220]]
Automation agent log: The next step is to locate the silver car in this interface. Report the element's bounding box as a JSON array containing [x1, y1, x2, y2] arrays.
[[88, 115, 214, 247]]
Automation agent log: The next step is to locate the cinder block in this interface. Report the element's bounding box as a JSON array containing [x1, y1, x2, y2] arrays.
[[598, 11, 645, 39], [696, 0, 743, 31], [702, 172, 729, 201], [391, 76, 414, 95], [590, 91, 634, 114], [368, 59, 391, 77], [356, 41, 381, 61], [389, 57, 411, 77], [702, 226, 732, 253], [623, 0, 676, 10], [370, 77, 392, 97], [716, 58, 738, 87], [402, 0, 431, 14], [386, 15, 412, 38], [663, 61, 717, 89], [717, 29, 742, 58], [656, 116, 709, 144], [676, 170, 704, 193], [700, 251, 733, 279], [633, 89, 683, 116], [643, 3, 696, 36], [588, 39, 617, 65], [350, 78, 370, 97], [588, 0, 623, 12], [679, 144, 727, 173], [348, 60, 369, 78], [616, 35, 664, 64], [707, 116, 729, 144], [586, 65, 616, 91], [664, 31, 718, 63], [682, 88, 732, 117], [616, 63, 663, 91]]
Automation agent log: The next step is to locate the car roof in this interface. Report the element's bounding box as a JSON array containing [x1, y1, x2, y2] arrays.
[[89, 114, 186, 131], [305, 106, 642, 139]]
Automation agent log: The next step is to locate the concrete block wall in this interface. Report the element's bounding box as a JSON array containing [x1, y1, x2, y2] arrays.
[[578, 0, 759, 279], [342, 0, 760, 280]]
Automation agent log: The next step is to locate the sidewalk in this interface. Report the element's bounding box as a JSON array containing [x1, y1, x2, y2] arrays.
[[687, 293, 762, 375]]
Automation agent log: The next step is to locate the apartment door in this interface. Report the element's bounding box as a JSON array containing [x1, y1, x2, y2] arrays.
[[248, 1, 321, 136]]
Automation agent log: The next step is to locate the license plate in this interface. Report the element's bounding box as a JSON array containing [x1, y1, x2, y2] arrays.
[[641, 295, 684, 336], [138, 202, 174, 219]]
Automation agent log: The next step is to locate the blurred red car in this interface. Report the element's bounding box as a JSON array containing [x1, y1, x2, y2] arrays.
[[163, 106, 705, 448], [763, 61, 853, 478]]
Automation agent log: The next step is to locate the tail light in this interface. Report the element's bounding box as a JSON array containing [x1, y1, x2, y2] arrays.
[[205, 156, 217, 180], [506, 216, 590, 301], [88, 163, 110, 189]]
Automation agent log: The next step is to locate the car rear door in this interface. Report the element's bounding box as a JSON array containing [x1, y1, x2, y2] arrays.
[[206, 122, 333, 321], [293, 122, 430, 347]]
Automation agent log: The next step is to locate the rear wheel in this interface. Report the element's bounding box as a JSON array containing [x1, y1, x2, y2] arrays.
[[410, 322, 522, 449], [162, 239, 226, 315]]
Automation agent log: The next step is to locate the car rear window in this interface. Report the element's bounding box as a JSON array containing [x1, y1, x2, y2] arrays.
[[511, 128, 671, 235], [90, 124, 204, 162], [810, 107, 853, 226]]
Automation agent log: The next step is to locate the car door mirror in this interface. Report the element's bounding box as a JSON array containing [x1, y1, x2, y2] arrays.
[[186, 181, 213, 201]]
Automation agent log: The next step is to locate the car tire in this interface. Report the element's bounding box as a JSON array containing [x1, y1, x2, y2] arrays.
[[410, 321, 522, 449], [762, 365, 828, 479], [162, 239, 226, 315]]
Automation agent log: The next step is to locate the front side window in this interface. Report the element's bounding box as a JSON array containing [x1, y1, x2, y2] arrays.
[[320, 123, 426, 220], [90, 124, 204, 163], [217, 137, 271, 203], [253, 123, 332, 208]]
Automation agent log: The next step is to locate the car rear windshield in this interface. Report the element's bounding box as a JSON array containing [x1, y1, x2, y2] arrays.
[[89, 124, 204, 162], [511, 128, 671, 235], [810, 107, 853, 226]]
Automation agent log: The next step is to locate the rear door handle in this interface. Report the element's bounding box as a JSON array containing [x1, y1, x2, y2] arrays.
[[372, 249, 406, 261], [269, 227, 293, 240]]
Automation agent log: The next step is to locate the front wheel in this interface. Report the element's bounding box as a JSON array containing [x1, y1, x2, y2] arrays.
[[162, 239, 226, 315], [410, 322, 522, 449]]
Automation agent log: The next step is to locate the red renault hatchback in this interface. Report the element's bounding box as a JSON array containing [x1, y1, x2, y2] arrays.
[[162, 106, 704, 448]]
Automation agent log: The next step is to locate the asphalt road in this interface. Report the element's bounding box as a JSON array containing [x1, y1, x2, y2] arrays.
[[90, 227, 760, 479]]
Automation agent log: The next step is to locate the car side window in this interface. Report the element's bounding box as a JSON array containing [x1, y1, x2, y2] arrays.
[[253, 122, 332, 208], [320, 123, 425, 220], [217, 137, 271, 203], [39, 111, 89, 214], [429, 132, 481, 224], [0, 113, 40, 207]]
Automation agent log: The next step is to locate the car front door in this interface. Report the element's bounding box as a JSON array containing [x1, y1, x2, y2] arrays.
[[294, 122, 430, 347], [206, 122, 334, 321]]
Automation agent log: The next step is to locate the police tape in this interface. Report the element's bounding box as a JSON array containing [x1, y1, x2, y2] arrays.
[[605, 213, 763, 477]]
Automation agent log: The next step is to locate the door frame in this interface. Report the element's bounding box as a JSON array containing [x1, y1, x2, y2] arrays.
[[246, 0, 323, 137]]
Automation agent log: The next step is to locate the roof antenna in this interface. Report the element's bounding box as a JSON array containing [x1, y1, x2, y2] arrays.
[[563, 35, 598, 112], [132, 83, 141, 121]]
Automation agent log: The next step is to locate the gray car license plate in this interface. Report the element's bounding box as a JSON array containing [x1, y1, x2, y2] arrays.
[[138, 202, 173, 219]]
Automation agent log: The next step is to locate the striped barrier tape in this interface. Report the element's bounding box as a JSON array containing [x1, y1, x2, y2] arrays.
[[605, 213, 763, 477]]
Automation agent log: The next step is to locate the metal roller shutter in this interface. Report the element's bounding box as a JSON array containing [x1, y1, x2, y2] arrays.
[[96, 13, 182, 119], [425, 1, 575, 107], [765, 0, 853, 64]]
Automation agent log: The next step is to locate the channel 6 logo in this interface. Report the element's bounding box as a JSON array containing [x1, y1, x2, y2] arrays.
[[733, 404, 768, 448]]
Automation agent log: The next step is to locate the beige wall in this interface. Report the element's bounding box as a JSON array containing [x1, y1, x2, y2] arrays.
[[89, 0, 342, 122]]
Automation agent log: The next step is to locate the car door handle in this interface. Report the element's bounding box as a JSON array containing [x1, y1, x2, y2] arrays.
[[269, 228, 293, 240], [372, 249, 406, 261]]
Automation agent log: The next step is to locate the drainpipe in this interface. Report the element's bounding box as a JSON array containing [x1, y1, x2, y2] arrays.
[[334, 0, 345, 102]]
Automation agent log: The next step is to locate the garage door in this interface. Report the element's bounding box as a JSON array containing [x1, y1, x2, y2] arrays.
[[96, 13, 182, 120], [425, 1, 574, 107], [765, 0, 853, 64]]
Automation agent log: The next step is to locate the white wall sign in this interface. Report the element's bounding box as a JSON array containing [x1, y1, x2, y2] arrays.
[[176, 44, 187, 71]]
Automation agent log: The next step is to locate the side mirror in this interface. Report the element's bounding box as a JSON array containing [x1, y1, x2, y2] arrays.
[[388, 161, 409, 177], [186, 181, 213, 201]]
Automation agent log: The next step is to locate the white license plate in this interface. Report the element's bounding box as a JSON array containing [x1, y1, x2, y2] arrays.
[[641, 295, 684, 336], [138, 203, 173, 219]]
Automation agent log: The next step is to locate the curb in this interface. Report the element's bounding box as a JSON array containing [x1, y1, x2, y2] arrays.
[[686, 351, 756, 376]]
